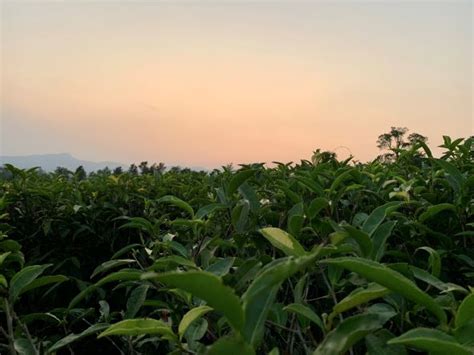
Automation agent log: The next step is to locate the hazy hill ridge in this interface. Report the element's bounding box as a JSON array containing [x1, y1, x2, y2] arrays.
[[0, 153, 125, 172]]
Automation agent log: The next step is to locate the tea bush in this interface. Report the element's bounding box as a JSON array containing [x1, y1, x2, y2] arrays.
[[0, 136, 473, 354]]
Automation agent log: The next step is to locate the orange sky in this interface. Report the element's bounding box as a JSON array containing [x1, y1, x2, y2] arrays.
[[1, 1, 472, 168]]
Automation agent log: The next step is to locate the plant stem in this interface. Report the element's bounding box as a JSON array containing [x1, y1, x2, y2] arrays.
[[3, 298, 16, 355], [11, 309, 39, 355]]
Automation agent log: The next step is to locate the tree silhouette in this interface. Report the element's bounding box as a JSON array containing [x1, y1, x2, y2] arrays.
[[128, 164, 138, 175], [377, 127, 427, 162], [74, 166, 87, 180], [139, 161, 150, 174], [54, 166, 72, 178], [137, 161, 166, 175], [113, 166, 123, 175]]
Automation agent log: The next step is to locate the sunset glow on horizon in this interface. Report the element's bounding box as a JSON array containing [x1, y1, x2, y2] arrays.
[[1, 1, 472, 168]]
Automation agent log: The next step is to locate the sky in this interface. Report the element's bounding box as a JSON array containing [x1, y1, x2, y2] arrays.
[[1, 0, 472, 168]]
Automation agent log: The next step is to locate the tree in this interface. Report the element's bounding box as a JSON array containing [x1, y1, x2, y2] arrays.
[[128, 164, 138, 175], [169, 166, 182, 173], [74, 166, 87, 180], [96, 167, 111, 175], [150, 162, 166, 175], [376, 127, 427, 162], [137, 162, 166, 175], [113, 166, 123, 175], [407, 132, 428, 146], [139, 161, 150, 175], [54, 166, 72, 178], [376, 127, 408, 156]]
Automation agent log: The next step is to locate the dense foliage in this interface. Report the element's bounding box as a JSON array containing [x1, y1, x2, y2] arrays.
[[0, 135, 473, 354]]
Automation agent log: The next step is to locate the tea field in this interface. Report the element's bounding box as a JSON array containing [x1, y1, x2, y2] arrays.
[[0, 136, 473, 354]]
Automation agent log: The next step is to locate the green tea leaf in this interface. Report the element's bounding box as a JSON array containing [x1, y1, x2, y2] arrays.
[[329, 169, 354, 196], [341, 225, 373, 258], [239, 182, 260, 211], [307, 197, 329, 220], [196, 203, 227, 220], [435, 160, 464, 192], [0, 274, 7, 288], [259, 227, 306, 257], [288, 202, 305, 238], [48, 323, 110, 352], [10, 264, 51, 302], [0, 240, 22, 252], [329, 283, 391, 322], [242, 283, 280, 348], [150, 256, 197, 270], [14, 338, 36, 355], [232, 200, 250, 233], [0, 251, 11, 266], [145, 271, 244, 331], [362, 202, 401, 236], [388, 328, 472, 355], [157, 195, 194, 218], [125, 284, 149, 319], [242, 250, 321, 346], [321, 257, 447, 325], [98, 318, 176, 340], [110, 243, 143, 259], [69, 269, 142, 309], [228, 169, 256, 196], [179, 305, 213, 339], [90, 259, 136, 279], [207, 336, 255, 355], [371, 221, 396, 261], [419, 203, 456, 223], [283, 303, 324, 332], [185, 318, 208, 346], [294, 175, 324, 195], [365, 329, 407, 355], [20, 312, 61, 325], [455, 319, 474, 346], [455, 293, 474, 329], [19, 275, 68, 295], [205, 258, 235, 276], [416, 247, 441, 277], [118, 217, 155, 234], [314, 313, 389, 355], [410, 266, 467, 294]]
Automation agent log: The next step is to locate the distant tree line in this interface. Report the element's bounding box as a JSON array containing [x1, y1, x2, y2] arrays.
[[50, 161, 199, 180], [2, 128, 470, 180]]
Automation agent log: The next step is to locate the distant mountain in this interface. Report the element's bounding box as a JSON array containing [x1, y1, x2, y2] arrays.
[[0, 153, 125, 172]]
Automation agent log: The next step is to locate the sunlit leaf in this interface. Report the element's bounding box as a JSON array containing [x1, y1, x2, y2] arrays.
[[97, 318, 176, 340], [259, 227, 306, 257], [178, 305, 213, 339]]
